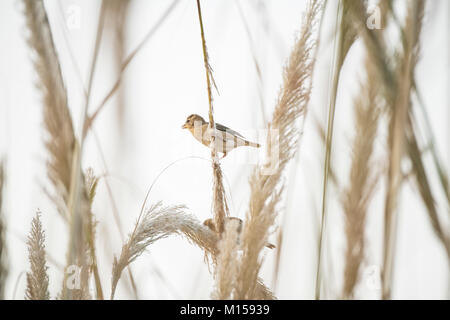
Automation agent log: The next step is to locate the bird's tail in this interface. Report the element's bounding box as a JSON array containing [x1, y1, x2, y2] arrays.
[[245, 141, 261, 148]]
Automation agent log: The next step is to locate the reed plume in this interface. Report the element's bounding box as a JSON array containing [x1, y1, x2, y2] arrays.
[[111, 202, 218, 299], [234, 0, 323, 299], [84, 169, 103, 300], [25, 212, 50, 300], [196, 0, 229, 235], [341, 57, 380, 299], [345, 0, 449, 299], [402, 5, 450, 260], [105, 0, 131, 131], [23, 0, 96, 299], [22, 0, 76, 217], [212, 219, 240, 299]]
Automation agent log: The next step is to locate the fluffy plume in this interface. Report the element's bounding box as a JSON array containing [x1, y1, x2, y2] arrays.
[[22, 0, 76, 216], [212, 219, 240, 299], [111, 202, 218, 299], [23, 0, 95, 299], [344, 0, 449, 299], [342, 58, 380, 299], [25, 212, 50, 300], [381, 0, 425, 299], [105, 0, 131, 131]]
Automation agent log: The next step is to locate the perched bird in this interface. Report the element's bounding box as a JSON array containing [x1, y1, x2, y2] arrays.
[[203, 217, 276, 249], [182, 114, 260, 158]]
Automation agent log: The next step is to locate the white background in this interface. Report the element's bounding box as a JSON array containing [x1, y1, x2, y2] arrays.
[[0, 0, 449, 299]]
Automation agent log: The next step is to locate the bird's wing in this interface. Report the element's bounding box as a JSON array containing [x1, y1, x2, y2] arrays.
[[215, 123, 245, 139]]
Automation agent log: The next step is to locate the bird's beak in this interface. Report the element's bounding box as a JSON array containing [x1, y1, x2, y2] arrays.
[[181, 123, 187, 129]]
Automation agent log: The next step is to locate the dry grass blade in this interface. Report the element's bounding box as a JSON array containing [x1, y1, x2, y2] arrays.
[[196, 0, 229, 234], [105, 0, 131, 132], [109, 201, 273, 299], [0, 161, 7, 299], [406, 119, 450, 258], [341, 58, 380, 299], [84, 169, 103, 300], [314, 118, 340, 188], [234, 0, 323, 299], [381, 0, 425, 299], [413, 87, 450, 212], [101, 8, 138, 294], [63, 1, 107, 298], [346, 0, 448, 298], [23, 0, 97, 299], [402, 6, 450, 259], [24, 0, 111, 300], [317, 0, 359, 299], [212, 164, 230, 234], [22, 0, 78, 298], [25, 212, 50, 300], [111, 202, 218, 299], [22, 0, 76, 216]]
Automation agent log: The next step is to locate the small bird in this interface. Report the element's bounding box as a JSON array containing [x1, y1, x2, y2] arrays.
[[203, 217, 276, 249], [182, 114, 260, 158]]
